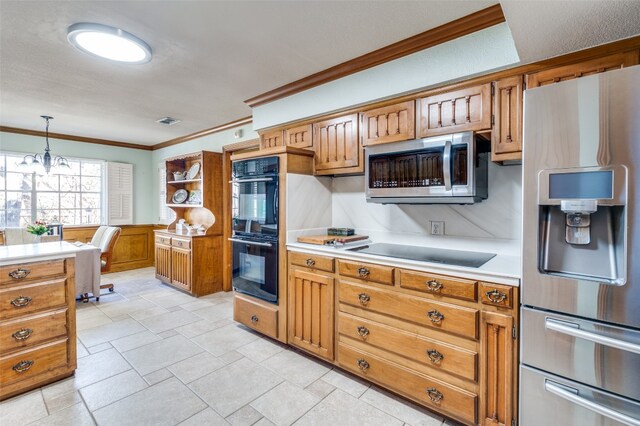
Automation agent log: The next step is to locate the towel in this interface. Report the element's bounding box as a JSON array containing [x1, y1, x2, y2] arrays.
[[74, 245, 102, 298]]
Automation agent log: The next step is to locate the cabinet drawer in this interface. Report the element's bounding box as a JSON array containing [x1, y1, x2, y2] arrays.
[[171, 237, 191, 249], [338, 342, 477, 425], [0, 339, 68, 388], [290, 252, 334, 272], [0, 309, 68, 355], [0, 260, 67, 286], [0, 279, 67, 319], [339, 281, 478, 340], [155, 235, 172, 245], [338, 312, 477, 382], [399, 270, 477, 302], [338, 260, 393, 286], [479, 282, 513, 309], [233, 294, 278, 339]]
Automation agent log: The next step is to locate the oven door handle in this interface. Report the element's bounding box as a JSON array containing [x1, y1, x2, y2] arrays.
[[228, 238, 273, 248], [229, 177, 275, 183], [544, 380, 640, 426], [442, 140, 452, 191], [545, 318, 640, 355]]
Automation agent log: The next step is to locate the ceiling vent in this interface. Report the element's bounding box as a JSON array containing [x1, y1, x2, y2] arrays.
[[156, 117, 181, 126]]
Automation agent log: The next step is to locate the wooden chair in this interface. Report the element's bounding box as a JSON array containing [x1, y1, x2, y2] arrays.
[[89, 226, 122, 298]]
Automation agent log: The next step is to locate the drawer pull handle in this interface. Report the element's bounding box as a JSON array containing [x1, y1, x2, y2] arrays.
[[356, 358, 370, 372], [12, 328, 33, 341], [250, 315, 259, 324], [357, 267, 370, 278], [426, 349, 444, 364], [356, 326, 370, 337], [426, 387, 443, 403], [485, 289, 507, 303], [358, 293, 370, 306], [12, 360, 34, 373], [10, 296, 32, 307], [306, 258, 316, 267], [8, 268, 30, 280], [427, 310, 444, 324], [425, 280, 443, 292]]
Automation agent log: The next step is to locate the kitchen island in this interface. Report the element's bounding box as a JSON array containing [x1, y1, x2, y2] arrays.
[[0, 241, 87, 400]]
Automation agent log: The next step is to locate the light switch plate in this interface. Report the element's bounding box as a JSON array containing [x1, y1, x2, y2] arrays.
[[430, 221, 444, 235]]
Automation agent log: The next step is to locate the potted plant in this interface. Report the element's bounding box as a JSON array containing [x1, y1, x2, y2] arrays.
[[26, 220, 49, 242]]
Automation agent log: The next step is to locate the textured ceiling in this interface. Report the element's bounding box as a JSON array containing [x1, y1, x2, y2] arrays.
[[1, 1, 638, 146], [0, 0, 494, 145]]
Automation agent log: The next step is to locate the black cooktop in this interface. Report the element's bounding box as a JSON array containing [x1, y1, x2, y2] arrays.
[[348, 243, 496, 268]]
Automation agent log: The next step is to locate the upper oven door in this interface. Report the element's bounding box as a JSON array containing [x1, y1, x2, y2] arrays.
[[365, 132, 475, 200], [231, 175, 278, 236]]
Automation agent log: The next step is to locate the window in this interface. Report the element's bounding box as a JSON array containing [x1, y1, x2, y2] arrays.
[[0, 152, 105, 227]]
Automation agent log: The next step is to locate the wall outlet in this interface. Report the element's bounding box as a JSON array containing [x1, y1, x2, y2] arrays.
[[430, 221, 445, 236]]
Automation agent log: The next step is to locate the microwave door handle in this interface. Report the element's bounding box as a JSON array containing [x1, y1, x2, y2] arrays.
[[228, 238, 273, 248], [545, 318, 640, 355], [229, 177, 274, 183], [544, 380, 640, 426], [442, 140, 452, 191]]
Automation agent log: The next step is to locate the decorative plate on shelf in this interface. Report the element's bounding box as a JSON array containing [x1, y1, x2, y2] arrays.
[[171, 189, 188, 204], [187, 189, 202, 204], [187, 162, 201, 180]]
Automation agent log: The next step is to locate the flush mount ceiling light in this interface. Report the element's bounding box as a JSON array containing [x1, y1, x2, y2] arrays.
[[67, 23, 152, 64]]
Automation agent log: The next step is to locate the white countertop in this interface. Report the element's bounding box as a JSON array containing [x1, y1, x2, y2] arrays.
[[286, 240, 521, 286], [0, 241, 99, 265]]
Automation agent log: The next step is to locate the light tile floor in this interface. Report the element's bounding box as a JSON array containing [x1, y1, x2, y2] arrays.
[[1, 267, 453, 426]]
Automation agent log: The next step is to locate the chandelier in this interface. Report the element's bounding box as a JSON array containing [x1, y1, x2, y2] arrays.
[[18, 116, 70, 174]]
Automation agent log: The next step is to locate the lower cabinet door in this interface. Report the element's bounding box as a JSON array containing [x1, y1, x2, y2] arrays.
[[155, 243, 171, 283], [288, 269, 335, 361], [171, 247, 192, 291]]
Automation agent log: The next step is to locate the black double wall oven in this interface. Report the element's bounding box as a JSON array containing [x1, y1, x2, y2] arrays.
[[230, 157, 279, 303]]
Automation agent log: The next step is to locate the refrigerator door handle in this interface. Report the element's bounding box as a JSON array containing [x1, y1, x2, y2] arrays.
[[544, 380, 640, 426], [545, 317, 640, 355]]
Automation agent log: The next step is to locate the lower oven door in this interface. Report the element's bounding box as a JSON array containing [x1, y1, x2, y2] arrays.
[[230, 238, 278, 303], [520, 366, 640, 426], [521, 307, 640, 398]]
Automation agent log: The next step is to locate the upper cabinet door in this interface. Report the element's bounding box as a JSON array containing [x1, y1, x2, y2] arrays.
[[526, 51, 640, 88], [259, 129, 284, 150], [313, 113, 362, 175], [492, 76, 523, 162], [418, 83, 492, 137], [361, 100, 415, 146], [284, 124, 313, 149]]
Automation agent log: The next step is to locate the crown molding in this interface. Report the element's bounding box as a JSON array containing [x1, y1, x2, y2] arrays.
[[0, 126, 153, 150]]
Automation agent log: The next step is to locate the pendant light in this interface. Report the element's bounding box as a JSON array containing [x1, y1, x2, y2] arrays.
[[18, 116, 70, 174]]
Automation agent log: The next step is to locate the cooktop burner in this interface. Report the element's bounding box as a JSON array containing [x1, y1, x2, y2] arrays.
[[347, 243, 496, 268]]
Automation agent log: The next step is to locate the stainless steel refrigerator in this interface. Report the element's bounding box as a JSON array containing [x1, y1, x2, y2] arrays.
[[520, 65, 640, 425]]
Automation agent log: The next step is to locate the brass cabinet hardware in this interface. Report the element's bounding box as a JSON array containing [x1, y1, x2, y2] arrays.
[[8, 268, 31, 280], [11, 328, 33, 341], [427, 310, 445, 324], [425, 280, 443, 292], [356, 326, 370, 337], [12, 360, 34, 373], [426, 349, 444, 364], [358, 293, 371, 306], [357, 267, 370, 278], [306, 258, 316, 267], [250, 315, 259, 324], [426, 387, 443, 403], [10, 296, 32, 307], [485, 289, 507, 303], [356, 358, 370, 372]]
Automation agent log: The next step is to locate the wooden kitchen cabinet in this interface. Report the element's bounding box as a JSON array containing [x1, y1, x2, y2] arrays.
[[526, 51, 639, 88], [418, 83, 492, 137], [312, 113, 362, 175], [491, 76, 524, 163], [360, 100, 415, 146], [170, 246, 192, 291], [259, 129, 284, 149], [154, 241, 172, 283], [284, 124, 313, 149], [480, 311, 515, 426], [288, 267, 335, 361]]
